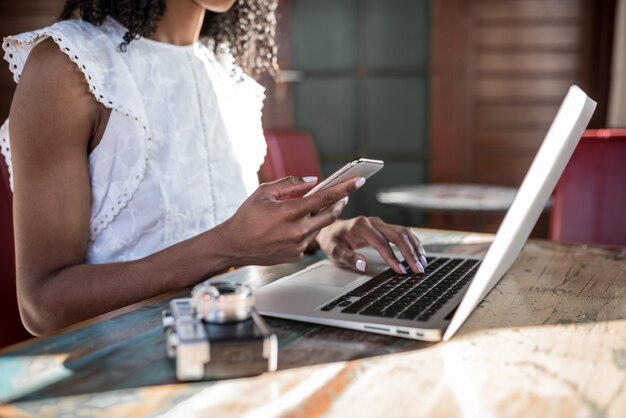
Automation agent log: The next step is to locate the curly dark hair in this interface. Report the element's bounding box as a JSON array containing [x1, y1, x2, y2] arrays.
[[59, 0, 278, 77]]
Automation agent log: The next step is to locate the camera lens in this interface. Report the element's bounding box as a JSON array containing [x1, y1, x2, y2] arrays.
[[191, 282, 255, 323]]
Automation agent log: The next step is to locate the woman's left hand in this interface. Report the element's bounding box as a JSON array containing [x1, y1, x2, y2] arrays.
[[316, 217, 428, 275]]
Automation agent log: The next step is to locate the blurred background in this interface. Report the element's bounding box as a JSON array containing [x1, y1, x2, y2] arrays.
[[0, 0, 624, 238]]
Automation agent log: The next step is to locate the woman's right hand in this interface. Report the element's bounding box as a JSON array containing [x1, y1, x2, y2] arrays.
[[218, 175, 364, 266]]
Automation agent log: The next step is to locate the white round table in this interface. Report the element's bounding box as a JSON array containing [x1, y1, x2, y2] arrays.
[[376, 183, 549, 230]]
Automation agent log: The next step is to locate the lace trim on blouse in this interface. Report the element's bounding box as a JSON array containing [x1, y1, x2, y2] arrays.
[[2, 20, 152, 240], [1, 18, 267, 249]]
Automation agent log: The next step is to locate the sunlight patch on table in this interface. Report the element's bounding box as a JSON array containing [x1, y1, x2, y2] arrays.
[[0, 354, 71, 403]]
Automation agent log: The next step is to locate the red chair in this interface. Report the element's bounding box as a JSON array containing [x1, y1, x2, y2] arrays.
[[0, 159, 32, 348], [259, 130, 321, 182], [550, 129, 626, 245]]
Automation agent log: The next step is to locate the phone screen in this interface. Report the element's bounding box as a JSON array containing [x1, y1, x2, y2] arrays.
[[304, 158, 384, 197]]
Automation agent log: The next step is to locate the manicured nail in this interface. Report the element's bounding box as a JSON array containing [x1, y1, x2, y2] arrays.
[[343, 196, 349, 205], [355, 259, 366, 272], [399, 263, 407, 275], [419, 255, 428, 268], [355, 177, 366, 189], [416, 262, 425, 274], [303, 176, 318, 183]]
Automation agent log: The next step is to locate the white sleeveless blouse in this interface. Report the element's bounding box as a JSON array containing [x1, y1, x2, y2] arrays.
[[0, 18, 267, 264]]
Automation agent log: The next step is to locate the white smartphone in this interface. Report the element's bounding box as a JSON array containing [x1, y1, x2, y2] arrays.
[[303, 158, 384, 197]]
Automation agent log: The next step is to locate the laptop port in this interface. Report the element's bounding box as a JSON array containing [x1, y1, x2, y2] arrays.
[[364, 325, 390, 332]]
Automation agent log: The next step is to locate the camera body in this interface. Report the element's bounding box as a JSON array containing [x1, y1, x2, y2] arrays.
[[163, 282, 277, 381]]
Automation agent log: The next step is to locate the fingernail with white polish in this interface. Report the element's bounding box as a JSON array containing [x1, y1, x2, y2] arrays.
[[343, 196, 349, 205], [419, 255, 428, 268], [399, 263, 407, 275], [303, 176, 318, 183], [355, 259, 366, 272], [355, 177, 366, 189]]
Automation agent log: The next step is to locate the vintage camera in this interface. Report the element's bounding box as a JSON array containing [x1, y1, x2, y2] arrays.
[[162, 281, 277, 381]]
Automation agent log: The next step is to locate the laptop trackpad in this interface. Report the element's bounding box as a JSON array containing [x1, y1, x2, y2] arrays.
[[290, 264, 363, 288]]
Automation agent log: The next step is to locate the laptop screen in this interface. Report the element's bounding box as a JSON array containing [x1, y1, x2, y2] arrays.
[[443, 86, 597, 341]]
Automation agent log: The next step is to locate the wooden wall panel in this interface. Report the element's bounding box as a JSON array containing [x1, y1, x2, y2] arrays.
[[0, 1, 61, 16], [430, 0, 615, 235], [475, 104, 558, 125], [474, 79, 575, 100], [476, 52, 579, 72], [473, 134, 551, 154], [431, 0, 612, 184], [474, 0, 582, 19], [471, 156, 539, 185], [468, 0, 595, 205], [429, 0, 471, 184], [476, 26, 581, 48]]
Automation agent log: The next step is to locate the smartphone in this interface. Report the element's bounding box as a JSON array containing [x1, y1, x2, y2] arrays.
[[303, 158, 384, 197]]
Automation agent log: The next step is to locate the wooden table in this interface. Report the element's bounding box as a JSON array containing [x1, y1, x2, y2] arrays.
[[1, 229, 625, 418]]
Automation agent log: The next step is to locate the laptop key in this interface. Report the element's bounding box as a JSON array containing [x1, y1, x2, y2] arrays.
[[328, 258, 481, 319], [392, 299, 413, 306], [368, 302, 389, 311], [348, 270, 396, 297], [341, 297, 373, 314], [360, 307, 384, 316], [398, 309, 422, 320], [384, 305, 403, 314]]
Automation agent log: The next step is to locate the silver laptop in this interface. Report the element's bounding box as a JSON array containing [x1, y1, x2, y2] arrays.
[[256, 86, 596, 342]]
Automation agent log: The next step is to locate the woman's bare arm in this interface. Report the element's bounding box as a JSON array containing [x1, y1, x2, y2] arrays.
[[9, 40, 231, 335], [10, 40, 358, 336]]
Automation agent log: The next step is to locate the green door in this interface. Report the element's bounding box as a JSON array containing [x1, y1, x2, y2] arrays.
[[292, 0, 431, 224]]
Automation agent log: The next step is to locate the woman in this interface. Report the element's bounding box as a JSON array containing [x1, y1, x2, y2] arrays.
[[1, 0, 427, 336]]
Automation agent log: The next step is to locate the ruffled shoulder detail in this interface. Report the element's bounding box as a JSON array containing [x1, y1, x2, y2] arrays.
[[2, 19, 152, 240]]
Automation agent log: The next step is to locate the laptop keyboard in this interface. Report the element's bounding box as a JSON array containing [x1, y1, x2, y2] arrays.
[[320, 257, 480, 322]]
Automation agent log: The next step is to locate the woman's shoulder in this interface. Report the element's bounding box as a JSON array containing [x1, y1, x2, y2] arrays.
[[6, 18, 117, 46], [7, 20, 109, 134], [12, 35, 103, 148], [4, 18, 146, 121], [23, 37, 90, 95], [3, 18, 123, 84]]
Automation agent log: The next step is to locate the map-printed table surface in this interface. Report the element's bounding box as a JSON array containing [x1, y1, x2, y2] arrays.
[[1, 229, 625, 418]]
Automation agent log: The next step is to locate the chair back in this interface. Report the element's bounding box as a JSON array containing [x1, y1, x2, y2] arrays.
[[550, 129, 626, 245], [0, 159, 32, 348], [259, 130, 321, 182]]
